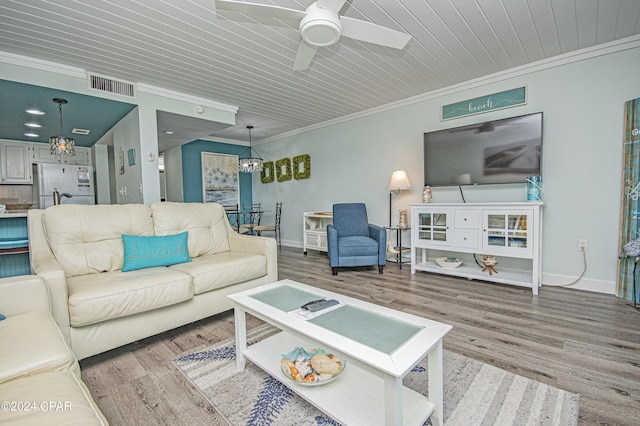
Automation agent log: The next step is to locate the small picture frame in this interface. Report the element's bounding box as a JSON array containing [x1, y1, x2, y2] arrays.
[[127, 148, 136, 166]]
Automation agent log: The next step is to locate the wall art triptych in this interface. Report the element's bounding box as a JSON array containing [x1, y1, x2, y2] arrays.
[[261, 154, 310, 184]]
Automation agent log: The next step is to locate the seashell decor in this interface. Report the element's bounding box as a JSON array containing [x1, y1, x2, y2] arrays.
[[480, 255, 498, 275]]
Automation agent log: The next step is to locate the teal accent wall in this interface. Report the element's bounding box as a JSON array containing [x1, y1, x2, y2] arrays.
[[0, 79, 135, 146], [181, 139, 253, 206]]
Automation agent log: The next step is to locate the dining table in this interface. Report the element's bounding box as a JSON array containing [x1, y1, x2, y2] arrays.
[[225, 207, 267, 235]]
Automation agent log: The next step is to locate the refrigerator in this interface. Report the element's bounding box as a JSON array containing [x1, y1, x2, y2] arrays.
[[36, 163, 95, 208]]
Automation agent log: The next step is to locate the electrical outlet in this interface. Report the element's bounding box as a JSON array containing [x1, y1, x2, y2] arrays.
[[577, 239, 588, 252]]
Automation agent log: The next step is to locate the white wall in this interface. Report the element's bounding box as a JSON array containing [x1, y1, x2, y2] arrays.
[[164, 145, 184, 202], [91, 144, 110, 204], [254, 44, 640, 295], [112, 108, 143, 204]]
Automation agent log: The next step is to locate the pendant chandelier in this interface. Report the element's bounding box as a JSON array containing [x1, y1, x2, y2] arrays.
[[238, 125, 263, 173], [49, 98, 76, 157]]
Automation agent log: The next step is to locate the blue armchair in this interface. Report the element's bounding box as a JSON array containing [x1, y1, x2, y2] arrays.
[[326, 203, 387, 276]]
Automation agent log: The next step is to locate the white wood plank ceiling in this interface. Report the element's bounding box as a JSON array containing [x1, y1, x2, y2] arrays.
[[0, 0, 639, 143]]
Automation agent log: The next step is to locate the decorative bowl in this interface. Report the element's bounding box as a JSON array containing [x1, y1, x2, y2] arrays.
[[280, 346, 345, 386], [435, 257, 463, 269]]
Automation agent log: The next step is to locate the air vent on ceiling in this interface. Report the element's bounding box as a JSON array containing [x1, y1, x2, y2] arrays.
[[88, 72, 136, 98], [72, 128, 91, 135]]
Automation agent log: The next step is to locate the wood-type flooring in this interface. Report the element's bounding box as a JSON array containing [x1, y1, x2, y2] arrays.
[[80, 247, 640, 425]]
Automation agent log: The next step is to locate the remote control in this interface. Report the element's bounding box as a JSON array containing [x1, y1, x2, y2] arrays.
[[301, 298, 339, 312]]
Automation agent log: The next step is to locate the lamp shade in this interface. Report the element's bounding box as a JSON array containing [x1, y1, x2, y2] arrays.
[[388, 170, 412, 191]]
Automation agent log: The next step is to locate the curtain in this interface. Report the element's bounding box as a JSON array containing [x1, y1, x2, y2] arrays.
[[617, 97, 640, 303]]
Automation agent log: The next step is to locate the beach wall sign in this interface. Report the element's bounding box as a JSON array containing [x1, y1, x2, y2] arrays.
[[442, 87, 527, 120]]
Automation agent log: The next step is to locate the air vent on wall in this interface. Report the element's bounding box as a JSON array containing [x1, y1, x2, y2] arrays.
[[88, 72, 136, 98]]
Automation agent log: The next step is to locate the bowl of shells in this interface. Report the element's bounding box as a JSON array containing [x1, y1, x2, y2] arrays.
[[435, 257, 463, 269], [280, 346, 345, 386]]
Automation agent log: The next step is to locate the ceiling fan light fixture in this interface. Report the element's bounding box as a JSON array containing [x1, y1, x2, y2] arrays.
[[300, 7, 342, 47], [238, 125, 263, 173], [300, 15, 342, 47], [49, 98, 76, 158]]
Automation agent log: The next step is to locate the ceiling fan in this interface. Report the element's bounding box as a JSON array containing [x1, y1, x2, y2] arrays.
[[214, 0, 411, 71]]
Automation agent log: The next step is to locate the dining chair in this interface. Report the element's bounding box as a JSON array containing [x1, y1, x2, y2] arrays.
[[223, 204, 247, 233], [240, 202, 262, 234], [254, 202, 282, 249]]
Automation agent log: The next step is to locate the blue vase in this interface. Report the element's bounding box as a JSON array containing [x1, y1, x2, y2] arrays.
[[527, 176, 542, 201]]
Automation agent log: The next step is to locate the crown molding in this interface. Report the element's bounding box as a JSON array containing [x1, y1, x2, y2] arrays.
[[0, 51, 240, 116], [198, 135, 246, 146], [262, 34, 640, 144], [0, 51, 86, 79]]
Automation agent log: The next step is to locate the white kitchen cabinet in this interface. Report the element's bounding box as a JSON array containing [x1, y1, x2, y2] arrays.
[[0, 141, 32, 184], [31, 143, 92, 166], [303, 211, 332, 254], [410, 202, 543, 294]]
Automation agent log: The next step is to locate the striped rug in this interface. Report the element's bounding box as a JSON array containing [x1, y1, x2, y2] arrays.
[[174, 324, 579, 425]]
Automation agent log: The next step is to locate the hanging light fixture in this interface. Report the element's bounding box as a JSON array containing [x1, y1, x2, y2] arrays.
[[238, 125, 263, 173], [49, 98, 76, 158]]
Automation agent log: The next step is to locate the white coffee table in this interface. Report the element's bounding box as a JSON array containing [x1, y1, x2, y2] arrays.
[[228, 279, 452, 426]]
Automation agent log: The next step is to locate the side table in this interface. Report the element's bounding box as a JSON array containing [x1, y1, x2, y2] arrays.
[[385, 226, 411, 269]]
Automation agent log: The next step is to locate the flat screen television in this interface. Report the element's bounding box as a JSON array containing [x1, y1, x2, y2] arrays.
[[423, 112, 543, 186]]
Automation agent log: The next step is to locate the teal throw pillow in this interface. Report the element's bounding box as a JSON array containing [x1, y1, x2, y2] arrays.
[[0, 313, 5, 321], [122, 232, 191, 272]]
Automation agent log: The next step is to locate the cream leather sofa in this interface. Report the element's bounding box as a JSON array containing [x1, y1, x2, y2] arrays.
[[0, 275, 107, 425], [28, 202, 278, 360]]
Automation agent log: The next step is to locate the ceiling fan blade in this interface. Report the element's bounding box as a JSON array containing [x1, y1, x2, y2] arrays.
[[340, 16, 411, 49], [215, 0, 305, 21], [293, 42, 319, 71], [316, 0, 348, 14]]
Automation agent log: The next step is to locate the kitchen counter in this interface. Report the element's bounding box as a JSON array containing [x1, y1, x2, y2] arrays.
[[0, 211, 29, 218]]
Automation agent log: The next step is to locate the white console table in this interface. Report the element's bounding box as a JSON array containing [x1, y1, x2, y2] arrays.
[[410, 202, 543, 294]]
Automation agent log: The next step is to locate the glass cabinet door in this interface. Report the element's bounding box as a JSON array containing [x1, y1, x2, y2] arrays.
[[484, 211, 531, 253], [416, 211, 449, 245]]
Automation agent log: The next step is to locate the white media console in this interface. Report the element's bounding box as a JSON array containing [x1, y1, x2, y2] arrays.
[[410, 202, 543, 295]]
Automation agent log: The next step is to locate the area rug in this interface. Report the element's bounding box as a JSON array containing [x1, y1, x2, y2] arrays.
[[174, 324, 579, 426]]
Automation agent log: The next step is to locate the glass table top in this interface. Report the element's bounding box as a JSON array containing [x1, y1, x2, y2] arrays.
[[249, 284, 423, 355]]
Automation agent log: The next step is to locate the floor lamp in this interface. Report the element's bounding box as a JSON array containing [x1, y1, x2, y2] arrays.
[[388, 170, 412, 227]]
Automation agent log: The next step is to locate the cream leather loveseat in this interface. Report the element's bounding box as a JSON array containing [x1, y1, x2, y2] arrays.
[[28, 202, 278, 360], [0, 275, 107, 425]]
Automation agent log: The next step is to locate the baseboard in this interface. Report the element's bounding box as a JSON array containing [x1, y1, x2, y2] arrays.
[[282, 239, 302, 249], [541, 272, 616, 295], [281, 240, 618, 295]]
